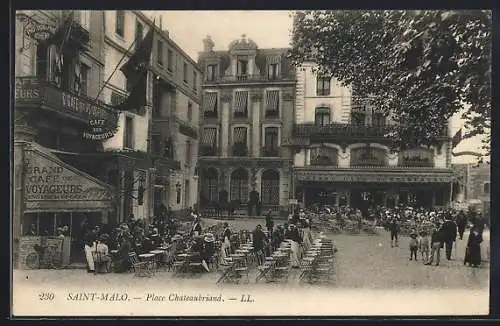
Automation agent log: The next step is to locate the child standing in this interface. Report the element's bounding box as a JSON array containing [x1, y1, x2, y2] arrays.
[[419, 230, 430, 264], [409, 230, 419, 261]]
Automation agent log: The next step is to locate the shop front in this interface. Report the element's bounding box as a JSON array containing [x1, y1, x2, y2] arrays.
[[14, 142, 113, 268], [294, 168, 453, 210]]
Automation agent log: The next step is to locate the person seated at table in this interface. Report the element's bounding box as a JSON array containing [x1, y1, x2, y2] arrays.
[[253, 225, 266, 265], [202, 234, 216, 270], [150, 228, 162, 248], [190, 235, 204, 253], [95, 234, 112, 272], [141, 232, 154, 254], [285, 224, 302, 268], [114, 233, 132, 273]]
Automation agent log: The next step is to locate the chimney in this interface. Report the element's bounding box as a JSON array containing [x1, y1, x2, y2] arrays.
[[202, 35, 215, 52]]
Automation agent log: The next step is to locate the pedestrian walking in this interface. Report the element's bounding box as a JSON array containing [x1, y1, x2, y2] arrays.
[[425, 224, 443, 266], [388, 218, 400, 247], [442, 216, 458, 260], [409, 230, 419, 261], [456, 211, 467, 240], [265, 209, 274, 234], [464, 225, 483, 268]]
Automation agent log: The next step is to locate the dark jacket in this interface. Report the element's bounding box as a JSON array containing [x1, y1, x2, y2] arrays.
[[431, 229, 443, 244], [285, 228, 302, 244], [265, 213, 274, 228], [388, 221, 400, 234], [442, 220, 458, 242], [190, 223, 202, 237], [252, 229, 266, 251]]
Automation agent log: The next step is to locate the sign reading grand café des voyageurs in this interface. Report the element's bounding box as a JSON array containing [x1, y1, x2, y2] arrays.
[[23, 144, 113, 212]]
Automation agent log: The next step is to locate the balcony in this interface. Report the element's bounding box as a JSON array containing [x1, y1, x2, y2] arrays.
[[203, 110, 218, 119], [233, 111, 248, 119], [265, 110, 280, 118], [15, 76, 117, 126], [199, 145, 218, 157], [350, 158, 388, 168], [261, 147, 280, 157], [231, 143, 249, 157], [175, 116, 198, 139], [398, 158, 434, 168], [203, 74, 295, 85]]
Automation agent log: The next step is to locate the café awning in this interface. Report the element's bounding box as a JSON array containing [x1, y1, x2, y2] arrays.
[[22, 142, 114, 213]]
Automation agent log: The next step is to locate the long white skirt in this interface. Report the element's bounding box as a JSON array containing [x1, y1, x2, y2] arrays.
[[221, 238, 231, 260], [84, 244, 96, 271], [290, 240, 300, 267]]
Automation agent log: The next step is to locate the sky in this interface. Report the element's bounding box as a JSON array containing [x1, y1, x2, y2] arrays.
[[142, 10, 490, 164]]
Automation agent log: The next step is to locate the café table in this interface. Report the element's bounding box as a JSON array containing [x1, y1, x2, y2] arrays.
[[138, 253, 155, 276], [150, 250, 165, 271]]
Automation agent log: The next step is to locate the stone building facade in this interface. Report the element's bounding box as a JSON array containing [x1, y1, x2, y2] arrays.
[[197, 35, 296, 216]]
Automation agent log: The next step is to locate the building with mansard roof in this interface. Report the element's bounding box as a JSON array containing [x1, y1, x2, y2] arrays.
[[288, 61, 454, 210], [197, 35, 296, 216]]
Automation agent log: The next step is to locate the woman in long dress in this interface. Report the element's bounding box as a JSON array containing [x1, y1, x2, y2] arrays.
[[286, 224, 302, 268], [84, 231, 97, 272], [221, 223, 232, 260], [465, 226, 483, 267]]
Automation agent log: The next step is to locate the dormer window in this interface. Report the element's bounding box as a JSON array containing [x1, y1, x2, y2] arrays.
[[207, 64, 217, 81], [268, 63, 279, 80], [237, 56, 248, 80]]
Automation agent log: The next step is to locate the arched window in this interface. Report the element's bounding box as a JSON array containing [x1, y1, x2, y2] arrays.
[[315, 107, 330, 126], [201, 168, 219, 202], [261, 170, 280, 205], [230, 168, 249, 202], [351, 146, 387, 167]]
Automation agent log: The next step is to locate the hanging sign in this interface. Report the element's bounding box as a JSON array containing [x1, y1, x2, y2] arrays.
[[82, 118, 117, 141]]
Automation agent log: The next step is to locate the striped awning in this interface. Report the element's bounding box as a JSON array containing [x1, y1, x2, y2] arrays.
[[202, 127, 217, 145], [266, 56, 281, 64], [234, 127, 247, 143], [266, 90, 279, 112], [234, 91, 248, 113], [203, 92, 217, 112]]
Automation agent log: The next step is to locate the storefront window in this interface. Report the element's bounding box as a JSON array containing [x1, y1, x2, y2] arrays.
[[38, 212, 56, 236], [22, 213, 38, 236]]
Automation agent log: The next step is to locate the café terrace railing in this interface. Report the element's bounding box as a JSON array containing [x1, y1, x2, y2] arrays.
[[293, 122, 448, 138]]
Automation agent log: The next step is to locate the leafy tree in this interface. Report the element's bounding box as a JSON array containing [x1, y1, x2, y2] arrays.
[[289, 10, 491, 152]]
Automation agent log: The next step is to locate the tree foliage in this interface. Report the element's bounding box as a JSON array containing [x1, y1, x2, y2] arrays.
[[289, 10, 491, 152]]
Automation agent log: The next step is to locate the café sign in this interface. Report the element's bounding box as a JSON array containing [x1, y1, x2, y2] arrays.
[[23, 148, 112, 210]]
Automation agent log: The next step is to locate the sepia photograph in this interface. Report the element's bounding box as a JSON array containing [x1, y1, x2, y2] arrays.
[[12, 9, 491, 317]]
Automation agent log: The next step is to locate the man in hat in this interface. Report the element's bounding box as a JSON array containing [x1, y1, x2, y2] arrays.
[[190, 217, 202, 238], [252, 225, 266, 265], [441, 215, 458, 260], [425, 223, 444, 266]]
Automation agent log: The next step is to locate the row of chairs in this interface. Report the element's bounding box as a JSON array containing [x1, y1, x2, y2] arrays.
[[299, 237, 336, 284]]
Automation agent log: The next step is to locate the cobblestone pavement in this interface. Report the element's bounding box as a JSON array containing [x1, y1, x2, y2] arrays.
[[13, 218, 489, 290]]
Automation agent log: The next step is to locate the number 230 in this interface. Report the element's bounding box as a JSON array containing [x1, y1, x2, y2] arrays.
[[38, 292, 54, 301]]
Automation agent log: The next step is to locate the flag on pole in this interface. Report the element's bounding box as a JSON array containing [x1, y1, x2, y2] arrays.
[[115, 20, 155, 111], [452, 128, 462, 149]]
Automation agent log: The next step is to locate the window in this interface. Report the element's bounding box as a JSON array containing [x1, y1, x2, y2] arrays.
[[265, 90, 280, 117], [351, 111, 366, 125], [232, 127, 248, 156], [167, 49, 173, 71], [124, 116, 134, 149], [237, 56, 248, 79], [157, 40, 163, 65], [80, 11, 91, 30], [230, 168, 249, 202], [315, 107, 330, 126], [372, 112, 385, 127], [268, 63, 279, 80], [135, 21, 143, 51], [151, 135, 161, 155], [187, 102, 193, 121], [316, 76, 331, 96], [111, 91, 126, 106], [200, 127, 217, 156], [36, 43, 48, 80], [311, 147, 338, 166], [201, 168, 219, 203], [183, 62, 188, 83], [115, 11, 125, 37], [193, 71, 197, 91], [233, 91, 248, 118], [263, 127, 279, 157], [207, 64, 217, 81], [79, 64, 90, 96], [261, 170, 280, 205], [203, 92, 218, 118], [351, 147, 387, 167], [186, 141, 191, 165], [484, 182, 490, 194]]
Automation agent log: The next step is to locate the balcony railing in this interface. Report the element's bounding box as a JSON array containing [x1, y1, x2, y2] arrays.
[[199, 145, 218, 157], [265, 110, 280, 118], [398, 159, 434, 168], [261, 147, 280, 157], [204, 74, 295, 84], [293, 122, 448, 138], [15, 76, 117, 125], [231, 143, 249, 157], [233, 111, 248, 119], [350, 158, 388, 167]]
